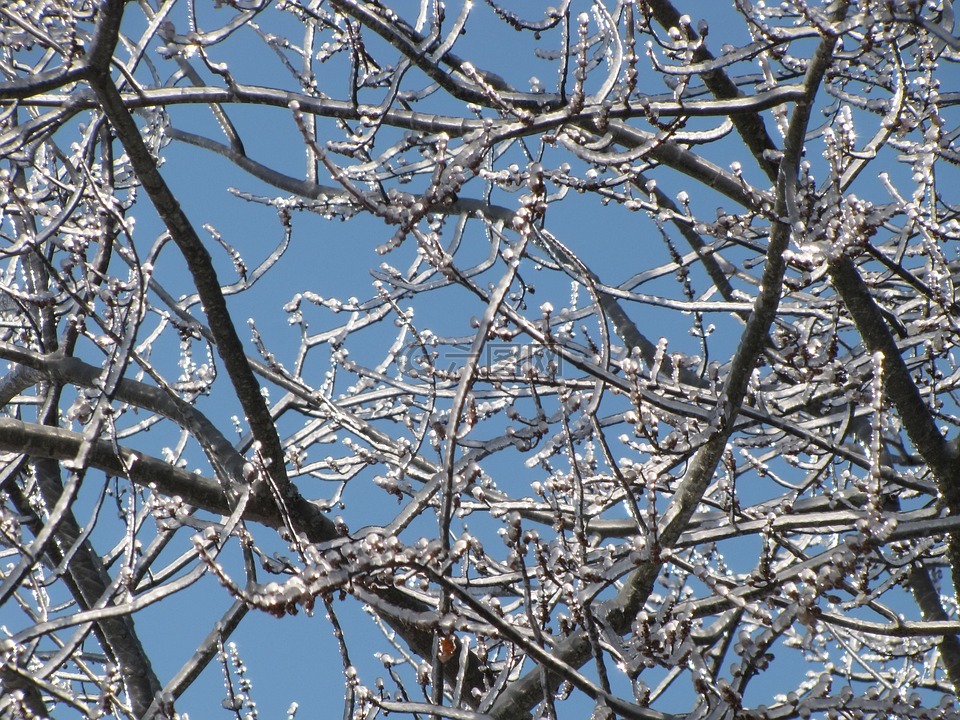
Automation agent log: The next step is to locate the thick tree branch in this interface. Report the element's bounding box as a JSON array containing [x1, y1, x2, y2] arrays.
[[0, 66, 86, 100], [907, 564, 960, 690], [646, 0, 782, 181], [828, 253, 960, 678], [24, 83, 807, 125], [0, 418, 256, 523], [827, 257, 958, 505], [25, 453, 163, 718], [489, 6, 849, 717], [83, 0, 302, 528]]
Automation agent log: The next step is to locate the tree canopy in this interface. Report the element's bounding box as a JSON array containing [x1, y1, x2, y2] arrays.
[[2, 0, 960, 718]]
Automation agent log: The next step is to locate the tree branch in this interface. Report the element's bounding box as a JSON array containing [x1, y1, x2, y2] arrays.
[[489, 5, 849, 716], [83, 0, 301, 529]]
